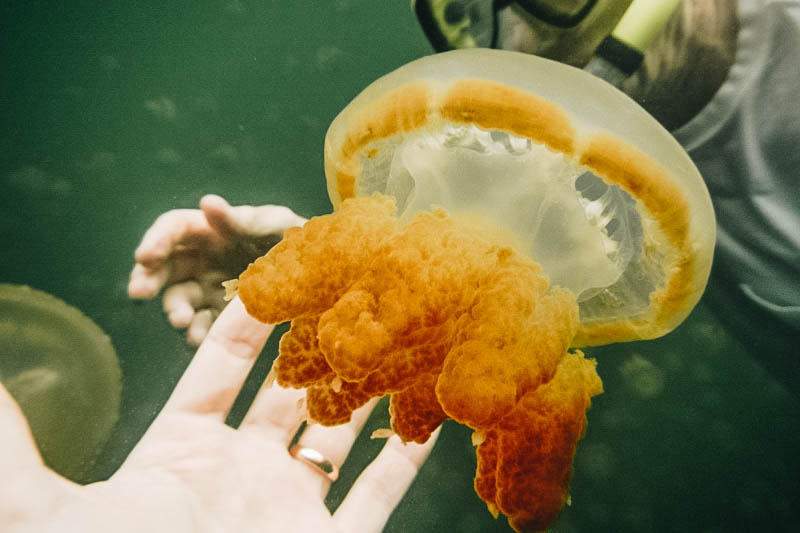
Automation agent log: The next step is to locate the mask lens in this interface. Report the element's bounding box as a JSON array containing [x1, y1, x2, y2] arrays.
[[415, 0, 599, 52], [414, 0, 501, 51]]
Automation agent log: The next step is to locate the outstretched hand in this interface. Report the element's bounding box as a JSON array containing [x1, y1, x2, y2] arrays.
[[128, 195, 307, 344], [1, 297, 437, 533]]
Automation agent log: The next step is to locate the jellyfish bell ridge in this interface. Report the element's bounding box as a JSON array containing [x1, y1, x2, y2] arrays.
[[323, 48, 716, 346]]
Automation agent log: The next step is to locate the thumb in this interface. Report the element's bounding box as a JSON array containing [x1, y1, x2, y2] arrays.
[[0, 381, 48, 472], [199, 194, 238, 239], [200, 194, 306, 238], [0, 382, 77, 522]]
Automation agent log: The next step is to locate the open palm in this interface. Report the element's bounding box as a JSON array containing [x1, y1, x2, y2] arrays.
[[1, 298, 436, 533]]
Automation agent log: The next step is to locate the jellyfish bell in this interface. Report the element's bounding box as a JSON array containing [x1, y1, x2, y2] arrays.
[[0, 284, 121, 483], [324, 47, 716, 347]]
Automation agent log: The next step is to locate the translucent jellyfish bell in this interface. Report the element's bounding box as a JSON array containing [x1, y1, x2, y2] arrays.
[[0, 284, 121, 482], [324, 48, 716, 346]]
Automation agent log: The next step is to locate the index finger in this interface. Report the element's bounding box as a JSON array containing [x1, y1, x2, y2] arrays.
[[161, 297, 274, 420], [200, 195, 307, 239], [134, 209, 218, 267], [334, 428, 441, 533], [127, 262, 170, 300]]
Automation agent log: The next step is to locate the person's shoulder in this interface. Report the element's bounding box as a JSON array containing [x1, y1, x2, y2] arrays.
[[673, 0, 800, 147]]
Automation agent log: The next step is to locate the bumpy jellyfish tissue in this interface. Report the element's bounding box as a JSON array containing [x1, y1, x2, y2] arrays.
[[238, 195, 603, 532]]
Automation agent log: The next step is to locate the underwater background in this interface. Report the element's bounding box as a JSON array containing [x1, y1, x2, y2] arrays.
[[1, 1, 798, 531]]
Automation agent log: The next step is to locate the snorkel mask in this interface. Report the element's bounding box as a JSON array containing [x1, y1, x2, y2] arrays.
[[414, 0, 679, 83], [414, 0, 616, 53]]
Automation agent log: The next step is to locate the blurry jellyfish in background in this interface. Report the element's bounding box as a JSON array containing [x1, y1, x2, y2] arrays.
[[0, 284, 121, 483], [144, 96, 177, 121], [5, 166, 73, 199], [315, 45, 347, 73], [156, 147, 183, 167], [234, 49, 715, 531], [224, 0, 247, 16], [620, 353, 665, 399], [82, 151, 117, 174], [99, 54, 120, 73], [210, 143, 241, 168]]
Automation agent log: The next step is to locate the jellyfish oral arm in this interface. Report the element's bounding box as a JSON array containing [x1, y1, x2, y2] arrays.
[[238, 196, 602, 532]]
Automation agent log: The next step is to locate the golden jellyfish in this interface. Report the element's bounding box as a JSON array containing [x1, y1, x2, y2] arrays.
[[235, 49, 715, 531], [0, 284, 121, 483]]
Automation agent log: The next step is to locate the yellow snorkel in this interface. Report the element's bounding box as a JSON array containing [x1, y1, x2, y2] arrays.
[[586, 0, 681, 85]]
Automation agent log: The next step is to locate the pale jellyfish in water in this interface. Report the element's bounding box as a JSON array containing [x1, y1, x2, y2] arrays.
[[0, 284, 121, 483]]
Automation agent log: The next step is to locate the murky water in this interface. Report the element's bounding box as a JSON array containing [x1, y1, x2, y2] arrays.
[[1, 1, 798, 532]]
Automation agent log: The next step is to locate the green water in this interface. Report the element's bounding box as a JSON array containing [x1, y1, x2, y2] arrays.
[[1, 1, 798, 532]]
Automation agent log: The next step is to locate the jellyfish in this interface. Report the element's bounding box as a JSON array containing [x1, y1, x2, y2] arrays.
[[235, 49, 715, 531], [0, 284, 121, 483]]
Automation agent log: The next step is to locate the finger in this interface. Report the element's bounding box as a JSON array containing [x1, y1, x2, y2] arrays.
[[161, 297, 274, 419], [128, 262, 170, 299], [186, 308, 217, 345], [334, 428, 441, 533], [238, 382, 307, 443], [0, 383, 69, 511], [162, 281, 204, 327], [240, 204, 307, 235], [295, 398, 380, 478], [134, 208, 219, 268], [201, 194, 306, 237], [0, 382, 46, 472], [199, 194, 237, 239]]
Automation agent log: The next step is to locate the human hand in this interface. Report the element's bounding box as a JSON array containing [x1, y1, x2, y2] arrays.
[[128, 195, 307, 344], [1, 297, 438, 533]]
